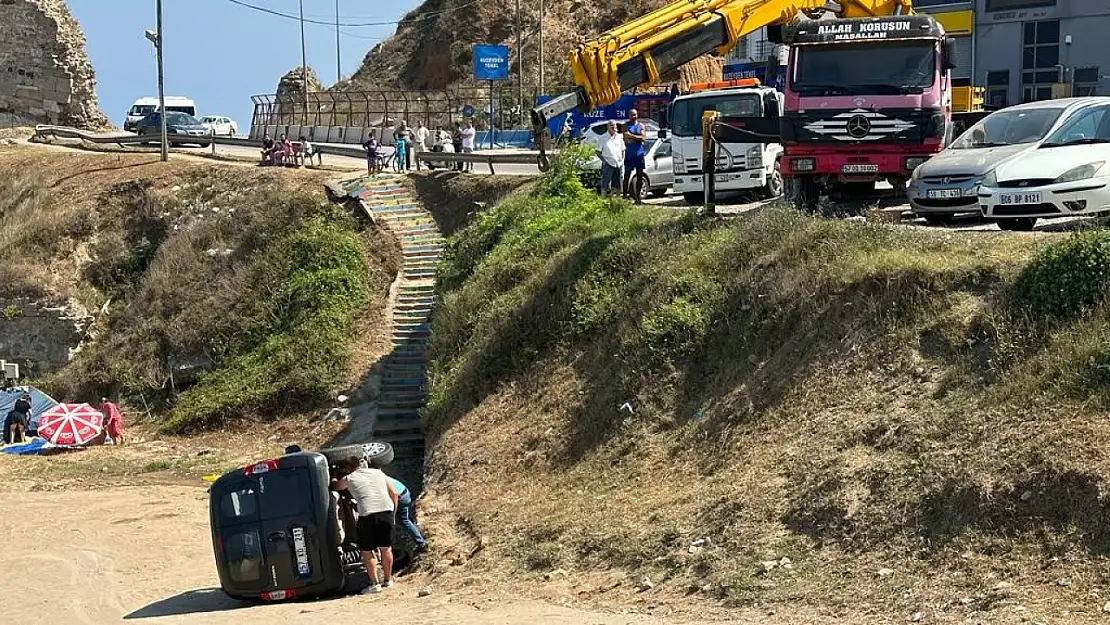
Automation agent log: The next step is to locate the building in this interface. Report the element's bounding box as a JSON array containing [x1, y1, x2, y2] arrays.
[[913, 0, 976, 91], [722, 26, 788, 88], [972, 0, 1110, 107]]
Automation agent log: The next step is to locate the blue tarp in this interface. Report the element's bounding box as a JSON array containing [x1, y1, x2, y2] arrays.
[[0, 385, 59, 432], [1, 437, 55, 455]]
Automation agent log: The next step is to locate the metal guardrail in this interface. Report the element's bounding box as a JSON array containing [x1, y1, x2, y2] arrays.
[[32, 124, 549, 172]]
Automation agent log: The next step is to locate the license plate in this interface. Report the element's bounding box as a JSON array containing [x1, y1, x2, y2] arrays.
[[842, 164, 878, 174], [292, 527, 310, 578], [999, 191, 1042, 205], [927, 188, 962, 199]]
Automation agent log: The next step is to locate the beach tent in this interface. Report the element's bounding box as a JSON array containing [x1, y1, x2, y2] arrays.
[[0, 385, 59, 433]]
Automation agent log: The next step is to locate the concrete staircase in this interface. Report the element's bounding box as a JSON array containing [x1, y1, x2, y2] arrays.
[[338, 176, 442, 473]]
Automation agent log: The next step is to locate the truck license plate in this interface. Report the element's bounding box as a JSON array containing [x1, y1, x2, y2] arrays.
[[292, 527, 310, 578], [927, 188, 962, 199], [842, 164, 878, 174], [999, 191, 1042, 205]]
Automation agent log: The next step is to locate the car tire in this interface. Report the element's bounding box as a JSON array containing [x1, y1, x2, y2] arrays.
[[763, 160, 784, 198], [923, 213, 955, 226], [682, 192, 704, 205], [318, 442, 395, 468], [997, 217, 1037, 232], [636, 174, 651, 201], [790, 177, 821, 213]]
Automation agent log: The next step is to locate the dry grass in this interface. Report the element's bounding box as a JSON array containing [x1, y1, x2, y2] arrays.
[[419, 170, 1110, 623]]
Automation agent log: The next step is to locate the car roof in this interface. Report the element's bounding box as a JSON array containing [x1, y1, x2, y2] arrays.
[[132, 96, 193, 106], [1001, 96, 1110, 113]]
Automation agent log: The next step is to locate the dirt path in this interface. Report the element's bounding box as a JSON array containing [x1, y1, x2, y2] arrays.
[[0, 484, 741, 625]]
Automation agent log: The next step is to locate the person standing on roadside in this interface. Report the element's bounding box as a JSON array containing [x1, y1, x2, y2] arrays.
[[460, 120, 477, 172], [394, 121, 414, 171], [622, 109, 647, 202], [331, 457, 399, 595], [363, 135, 380, 176], [386, 474, 428, 552], [452, 122, 464, 171], [598, 120, 625, 196], [413, 121, 429, 171]]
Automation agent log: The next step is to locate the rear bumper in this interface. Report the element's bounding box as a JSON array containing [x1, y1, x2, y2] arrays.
[[674, 168, 767, 192]]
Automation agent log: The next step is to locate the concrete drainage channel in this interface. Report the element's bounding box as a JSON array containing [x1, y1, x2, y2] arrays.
[[335, 176, 442, 495]]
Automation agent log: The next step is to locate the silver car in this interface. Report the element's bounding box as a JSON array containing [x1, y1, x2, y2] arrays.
[[906, 98, 1106, 225]]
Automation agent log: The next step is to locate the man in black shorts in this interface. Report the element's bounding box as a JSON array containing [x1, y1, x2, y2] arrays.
[[332, 457, 399, 594]]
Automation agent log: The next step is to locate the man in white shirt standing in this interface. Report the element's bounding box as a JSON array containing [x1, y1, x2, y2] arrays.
[[332, 457, 399, 594], [413, 121, 429, 171], [598, 120, 625, 196], [460, 120, 476, 172]]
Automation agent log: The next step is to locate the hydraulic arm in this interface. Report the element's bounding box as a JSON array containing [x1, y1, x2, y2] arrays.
[[531, 0, 915, 166]]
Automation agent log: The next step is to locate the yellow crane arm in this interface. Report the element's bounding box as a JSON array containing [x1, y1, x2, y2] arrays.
[[530, 0, 914, 167]]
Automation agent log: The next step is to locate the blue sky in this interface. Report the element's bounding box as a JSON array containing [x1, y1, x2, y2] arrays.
[[67, 0, 421, 130]]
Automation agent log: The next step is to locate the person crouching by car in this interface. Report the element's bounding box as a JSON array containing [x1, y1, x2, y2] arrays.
[[331, 457, 399, 595]]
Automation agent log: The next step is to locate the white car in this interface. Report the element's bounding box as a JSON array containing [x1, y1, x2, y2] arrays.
[[978, 98, 1110, 231], [583, 136, 674, 198], [199, 115, 238, 137], [580, 118, 661, 152]]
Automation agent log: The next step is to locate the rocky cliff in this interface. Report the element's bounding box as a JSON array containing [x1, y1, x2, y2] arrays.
[[345, 0, 722, 93], [0, 0, 110, 129]]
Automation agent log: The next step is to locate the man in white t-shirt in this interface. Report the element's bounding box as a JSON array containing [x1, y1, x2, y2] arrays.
[[413, 121, 429, 171], [460, 121, 476, 172], [333, 457, 399, 594], [597, 120, 625, 196]]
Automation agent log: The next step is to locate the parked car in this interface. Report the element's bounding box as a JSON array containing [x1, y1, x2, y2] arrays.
[[135, 111, 212, 147], [583, 136, 674, 198], [978, 98, 1110, 231], [209, 442, 400, 602], [199, 115, 238, 137], [905, 99, 1103, 225], [579, 118, 661, 152]]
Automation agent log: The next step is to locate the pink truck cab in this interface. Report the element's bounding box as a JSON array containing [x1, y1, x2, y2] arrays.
[[777, 15, 965, 211]]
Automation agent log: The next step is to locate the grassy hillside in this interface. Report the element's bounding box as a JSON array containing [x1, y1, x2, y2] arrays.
[[423, 155, 1110, 621], [0, 146, 397, 432]]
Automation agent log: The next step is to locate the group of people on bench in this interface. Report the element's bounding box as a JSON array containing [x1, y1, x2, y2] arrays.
[[259, 132, 322, 167]]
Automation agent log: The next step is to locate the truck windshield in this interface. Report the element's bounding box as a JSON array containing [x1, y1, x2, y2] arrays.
[[671, 94, 762, 137], [792, 42, 936, 95], [950, 107, 1064, 149]]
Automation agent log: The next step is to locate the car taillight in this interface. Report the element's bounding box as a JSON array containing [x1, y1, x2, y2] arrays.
[[261, 589, 296, 601], [244, 459, 279, 476]]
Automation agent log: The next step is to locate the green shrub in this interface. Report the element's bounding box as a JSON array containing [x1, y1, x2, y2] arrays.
[[1016, 230, 1110, 318], [641, 297, 710, 362]]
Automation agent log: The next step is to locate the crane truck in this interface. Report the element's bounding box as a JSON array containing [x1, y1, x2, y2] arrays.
[[530, 0, 988, 210]]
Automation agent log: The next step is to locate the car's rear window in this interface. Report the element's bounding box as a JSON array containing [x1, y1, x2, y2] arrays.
[[258, 467, 314, 519], [224, 531, 263, 583]]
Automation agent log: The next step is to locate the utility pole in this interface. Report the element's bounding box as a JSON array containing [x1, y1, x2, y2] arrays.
[[155, 0, 167, 162], [516, 0, 523, 123], [538, 0, 545, 96], [335, 0, 342, 82], [299, 0, 309, 119]]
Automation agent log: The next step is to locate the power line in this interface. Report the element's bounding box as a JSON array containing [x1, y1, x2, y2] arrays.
[[222, 0, 481, 27]]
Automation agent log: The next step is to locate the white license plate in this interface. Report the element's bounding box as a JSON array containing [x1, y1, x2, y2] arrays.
[[842, 164, 878, 174], [999, 191, 1042, 205], [927, 188, 962, 199], [292, 527, 310, 577]]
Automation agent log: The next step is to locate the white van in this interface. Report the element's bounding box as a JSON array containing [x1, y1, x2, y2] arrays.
[[124, 96, 197, 132]]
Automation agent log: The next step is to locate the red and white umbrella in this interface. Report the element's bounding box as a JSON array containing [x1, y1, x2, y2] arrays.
[[36, 403, 104, 446]]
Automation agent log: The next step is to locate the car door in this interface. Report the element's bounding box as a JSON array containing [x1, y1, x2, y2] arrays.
[[651, 139, 674, 188]]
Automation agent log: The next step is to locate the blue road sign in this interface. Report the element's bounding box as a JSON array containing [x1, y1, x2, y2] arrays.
[[462, 104, 475, 117], [473, 44, 510, 81]]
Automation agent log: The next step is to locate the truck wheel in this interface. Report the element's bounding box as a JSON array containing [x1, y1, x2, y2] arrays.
[[997, 217, 1037, 232], [763, 161, 784, 198], [682, 192, 704, 205], [790, 177, 820, 213]]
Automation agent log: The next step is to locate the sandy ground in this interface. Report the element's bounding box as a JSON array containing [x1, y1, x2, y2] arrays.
[[0, 483, 751, 625]]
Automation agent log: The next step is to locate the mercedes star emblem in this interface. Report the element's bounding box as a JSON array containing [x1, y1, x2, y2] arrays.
[[846, 115, 871, 139]]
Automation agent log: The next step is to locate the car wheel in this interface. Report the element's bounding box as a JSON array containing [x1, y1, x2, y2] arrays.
[[318, 442, 395, 468], [923, 213, 955, 226], [997, 217, 1037, 231], [763, 160, 784, 198], [636, 174, 651, 201], [789, 176, 821, 213], [682, 192, 704, 205]]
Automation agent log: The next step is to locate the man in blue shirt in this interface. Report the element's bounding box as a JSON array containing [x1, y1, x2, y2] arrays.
[[622, 108, 648, 203], [387, 475, 428, 552]]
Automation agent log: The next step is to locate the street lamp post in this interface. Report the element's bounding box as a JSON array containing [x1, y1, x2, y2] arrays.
[[146, 0, 167, 162], [335, 0, 342, 83], [299, 0, 309, 118]]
